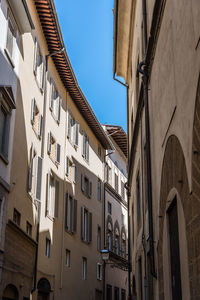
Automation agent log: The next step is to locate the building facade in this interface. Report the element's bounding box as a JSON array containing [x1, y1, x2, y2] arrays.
[[103, 125, 128, 300], [113, 0, 200, 299]]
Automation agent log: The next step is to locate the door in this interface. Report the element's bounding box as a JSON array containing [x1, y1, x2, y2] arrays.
[[168, 199, 182, 300]]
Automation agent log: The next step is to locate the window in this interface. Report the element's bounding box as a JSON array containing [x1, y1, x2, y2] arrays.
[[107, 222, 113, 251], [114, 227, 120, 255], [136, 172, 141, 224], [66, 249, 70, 267], [82, 257, 87, 280], [13, 209, 21, 226], [49, 80, 61, 123], [47, 132, 61, 164], [108, 202, 112, 215], [34, 39, 45, 90], [106, 285, 112, 300], [66, 157, 76, 183], [121, 289, 126, 300], [31, 98, 43, 139], [121, 232, 126, 258], [74, 120, 79, 147], [82, 131, 89, 161], [97, 179, 101, 201], [105, 163, 112, 184], [81, 207, 92, 243], [97, 263, 102, 280], [115, 173, 119, 193], [114, 287, 119, 300], [46, 173, 59, 218], [45, 238, 50, 258], [81, 174, 92, 198], [97, 226, 101, 251], [27, 145, 43, 201], [65, 193, 77, 233], [6, 9, 17, 60], [26, 221, 32, 237], [67, 110, 74, 142], [121, 181, 125, 200], [0, 88, 16, 160]]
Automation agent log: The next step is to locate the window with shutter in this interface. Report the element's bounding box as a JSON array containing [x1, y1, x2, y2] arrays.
[[66, 156, 69, 176], [74, 121, 79, 147], [54, 180, 59, 218], [81, 207, 92, 243], [31, 98, 36, 125], [35, 156, 42, 201], [46, 174, 58, 218], [28, 145, 34, 192], [47, 132, 52, 154], [56, 143, 61, 164], [65, 193, 77, 234]]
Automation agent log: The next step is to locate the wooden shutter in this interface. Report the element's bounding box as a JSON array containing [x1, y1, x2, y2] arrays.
[[35, 156, 42, 201], [54, 180, 59, 218], [56, 143, 61, 164], [88, 181, 92, 198], [81, 174, 85, 192], [46, 173, 50, 215], [72, 199, 77, 233], [88, 212, 92, 243], [81, 207, 84, 240], [57, 96, 61, 123], [47, 132, 52, 154], [65, 193, 69, 229], [28, 145, 34, 192], [33, 39, 38, 75], [31, 98, 36, 125], [38, 115, 43, 138]]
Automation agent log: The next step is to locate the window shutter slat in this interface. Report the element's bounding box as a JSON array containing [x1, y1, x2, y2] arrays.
[[46, 173, 50, 215], [81, 174, 85, 192], [54, 180, 59, 218], [56, 143, 61, 164], [88, 212, 92, 243], [72, 199, 77, 233], [28, 146, 34, 192], [81, 207, 84, 240], [35, 156, 42, 201]]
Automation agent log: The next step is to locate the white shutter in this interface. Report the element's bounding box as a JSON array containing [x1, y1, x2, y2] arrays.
[[67, 111, 71, 139], [86, 137, 89, 161], [46, 173, 50, 215], [74, 121, 79, 147], [33, 39, 38, 75], [38, 115, 43, 138], [35, 156, 42, 201], [31, 98, 36, 125], [57, 96, 61, 123], [47, 132, 52, 154], [41, 59, 45, 90], [54, 180, 59, 218], [28, 145, 34, 192], [66, 156, 69, 176], [56, 143, 61, 164], [82, 132, 86, 158], [49, 79, 54, 111]]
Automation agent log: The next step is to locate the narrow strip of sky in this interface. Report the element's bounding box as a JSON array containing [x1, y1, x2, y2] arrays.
[[54, 0, 127, 132]]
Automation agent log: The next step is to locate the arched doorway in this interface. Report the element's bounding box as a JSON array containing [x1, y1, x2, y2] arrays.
[[2, 284, 19, 300], [37, 278, 51, 300]]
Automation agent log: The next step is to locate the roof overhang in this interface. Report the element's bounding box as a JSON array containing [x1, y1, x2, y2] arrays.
[[8, 0, 34, 33], [113, 0, 132, 83], [35, 0, 113, 150], [104, 124, 127, 158]]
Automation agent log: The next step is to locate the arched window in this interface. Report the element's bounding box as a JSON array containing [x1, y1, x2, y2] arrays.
[[114, 221, 120, 255], [3, 284, 18, 300], [121, 227, 126, 258], [106, 216, 113, 251]]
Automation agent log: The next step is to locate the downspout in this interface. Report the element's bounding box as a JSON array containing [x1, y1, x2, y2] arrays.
[[138, 62, 156, 279]]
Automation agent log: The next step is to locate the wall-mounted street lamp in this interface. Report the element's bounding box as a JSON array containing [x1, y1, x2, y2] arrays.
[[101, 249, 109, 261]]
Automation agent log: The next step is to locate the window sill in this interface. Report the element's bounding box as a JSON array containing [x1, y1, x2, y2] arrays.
[[0, 152, 9, 165], [50, 110, 60, 125], [4, 48, 15, 69], [46, 214, 55, 222], [33, 72, 44, 94]]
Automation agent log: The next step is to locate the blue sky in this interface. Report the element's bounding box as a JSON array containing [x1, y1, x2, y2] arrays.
[[54, 0, 127, 132]]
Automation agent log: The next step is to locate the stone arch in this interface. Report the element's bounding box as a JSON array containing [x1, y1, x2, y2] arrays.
[[37, 278, 51, 300], [2, 284, 19, 300], [158, 134, 190, 299]]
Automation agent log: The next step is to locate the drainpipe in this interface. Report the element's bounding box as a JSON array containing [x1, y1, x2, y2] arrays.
[[138, 62, 156, 279]]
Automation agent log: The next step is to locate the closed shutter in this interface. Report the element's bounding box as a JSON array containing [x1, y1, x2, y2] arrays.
[[38, 114, 43, 138], [66, 156, 69, 176], [81, 174, 85, 192], [33, 39, 38, 75], [31, 98, 36, 125], [82, 133, 85, 157], [54, 180, 59, 218], [74, 121, 79, 147], [41, 59, 45, 90], [56, 143, 61, 164], [65, 193, 69, 229], [28, 145, 34, 192], [72, 199, 77, 233], [67, 111, 71, 138], [49, 79, 54, 110], [88, 212, 92, 243], [35, 156, 42, 201], [57, 96, 61, 123], [88, 181, 92, 198], [81, 207, 84, 240], [47, 132, 52, 154], [46, 173, 50, 215]]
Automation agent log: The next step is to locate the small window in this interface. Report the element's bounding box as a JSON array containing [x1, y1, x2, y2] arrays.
[[81, 174, 92, 198], [106, 285, 112, 300], [82, 257, 87, 280], [47, 132, 61, 165], [66, 249, 70, 267], [97, 226, 101, 251], [26, 221, 32, 237], [97, 179, 101, 201], [108, 202, 112, 215], [45, 238, 51, 258], [97, 263, 102, 280], [13, 209, 21, 226]]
